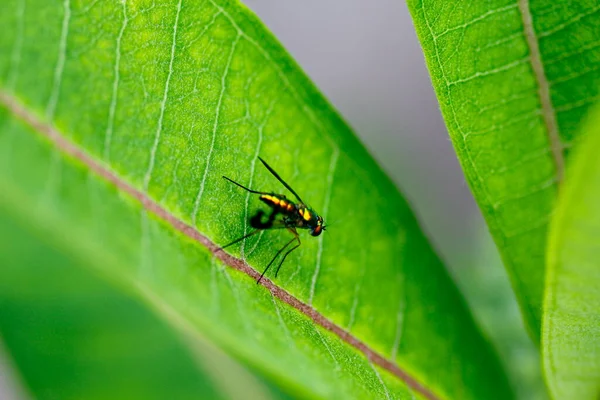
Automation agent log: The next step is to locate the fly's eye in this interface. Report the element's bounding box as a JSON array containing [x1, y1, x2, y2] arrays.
[[311, 225, 323, 237]]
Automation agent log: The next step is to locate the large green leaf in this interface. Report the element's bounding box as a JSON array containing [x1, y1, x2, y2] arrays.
[[408, 0, 600, 340], [543, 104, 600, 399], [0, 210, 285, 400], [0, 0, 511, 398]]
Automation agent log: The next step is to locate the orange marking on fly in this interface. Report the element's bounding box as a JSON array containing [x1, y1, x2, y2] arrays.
[[261, 194, 280, 206], [221, 157, 327, 284]]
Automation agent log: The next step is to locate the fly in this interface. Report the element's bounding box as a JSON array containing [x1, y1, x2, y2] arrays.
[[221, 157, 326, 284]]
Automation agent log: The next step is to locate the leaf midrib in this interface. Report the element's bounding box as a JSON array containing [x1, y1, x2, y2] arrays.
[[0, 90, 441, 400], [517, 0, 564, 183]]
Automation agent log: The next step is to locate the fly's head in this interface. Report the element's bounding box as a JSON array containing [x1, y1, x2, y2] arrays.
[[310, 215, 325, 236], [299, 207, 325, 236]]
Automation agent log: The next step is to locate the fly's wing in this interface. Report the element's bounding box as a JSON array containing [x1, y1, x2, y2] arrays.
[[250, 209, 289, 229], [221, 213, 287, 249], [258, 157, 305, 204]]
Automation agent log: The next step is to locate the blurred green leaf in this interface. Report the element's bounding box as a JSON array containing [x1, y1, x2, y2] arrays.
[[544, 103, 600, 399], [0, 210, 283, 400], [408, 0, 600, 340], [0, 0, 512, 398], [459, 226, 547, 400]]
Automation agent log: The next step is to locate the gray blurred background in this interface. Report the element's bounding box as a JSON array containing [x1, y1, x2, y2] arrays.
[[241, 1, 545, 398]]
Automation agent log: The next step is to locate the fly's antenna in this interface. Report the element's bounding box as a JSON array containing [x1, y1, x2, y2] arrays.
[[223, 176, 269, 195], [258, 157, 305, 204], [322, 218, 340, 229]]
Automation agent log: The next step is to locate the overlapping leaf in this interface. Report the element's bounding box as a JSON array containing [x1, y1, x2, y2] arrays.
[[544, 104, 600, 399], [408, 0, 600, 340]]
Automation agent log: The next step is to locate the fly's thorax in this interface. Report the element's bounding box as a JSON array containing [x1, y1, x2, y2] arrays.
[[298, 207, 325, 236]]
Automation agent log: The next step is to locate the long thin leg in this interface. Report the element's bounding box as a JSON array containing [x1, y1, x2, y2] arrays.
[[219, 219, 288, 253], [219, 229, 262, 251], [257, 235, 298, 284], [222, 176, 269, 195], [274, 237, 301, 277]]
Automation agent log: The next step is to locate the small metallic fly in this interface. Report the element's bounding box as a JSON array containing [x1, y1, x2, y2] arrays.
[[221, 157, 326, 283]]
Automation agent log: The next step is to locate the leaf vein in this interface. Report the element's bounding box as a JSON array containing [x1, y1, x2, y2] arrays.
[[545, 38, 600, 66], [551, 62, 600, 86], [434, 4, 518, 39], [447, 56, 528, 87], [222, 267, 253, 333], [315, 327, 340, 372], [555, 95, 600, 114], [475, 31, 521, 53], [104, 0, 128, 160], [309, 146, 339, 305], [491, 176, 558, 210], [538, 4, 600, 38], [6, 0, 25, 91], [370, 360, 392, 400], [464, 108, 541, 139], [241, 99, 277, 257], [46, 0, 71, 120], [391, 287, 406, 361], [271, 293, 294, 346], [143, 0, 183, 190], [192, 33, 240, 225]]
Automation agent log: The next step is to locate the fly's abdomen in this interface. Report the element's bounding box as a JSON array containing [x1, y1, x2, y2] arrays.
[[260, 194, 296, 213]]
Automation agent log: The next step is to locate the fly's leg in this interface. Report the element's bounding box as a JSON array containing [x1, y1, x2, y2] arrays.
[[257, 232, 298, 284], [274, 234, 301, 278], [218, 229, 263, 251]]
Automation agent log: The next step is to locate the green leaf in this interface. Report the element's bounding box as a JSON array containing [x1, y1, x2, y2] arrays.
[[0, 210, 286, 400], [543, 103, 600, 399], [407, 0, 600, 340], [0, 0, 512, 398]]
